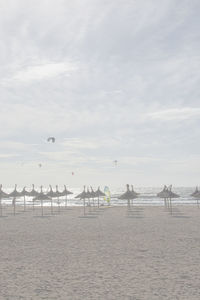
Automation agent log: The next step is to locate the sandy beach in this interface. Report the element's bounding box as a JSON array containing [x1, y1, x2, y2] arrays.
[[0, 205, 200, 300]]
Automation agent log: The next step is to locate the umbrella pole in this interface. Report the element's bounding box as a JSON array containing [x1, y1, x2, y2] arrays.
[[51, 198, 53, 215], [32, 199, 35, 210], [170, 198, 172, 214], [0, 198, 2, 217], [65, 195, 68, 209], [41, 199, 44, 216], [88, 198, 91, 213], [84, 198, 85, 215], [98, 196, 100, 209], [57, 197, 60, 214], [13, 198, 16, 216], [24, 196, 26, 212]]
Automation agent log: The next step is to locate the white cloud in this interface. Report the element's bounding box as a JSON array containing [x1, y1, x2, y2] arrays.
[[146, 107, 200, 121], [0, 0, 200, 185], [1, 61, 78, 85]]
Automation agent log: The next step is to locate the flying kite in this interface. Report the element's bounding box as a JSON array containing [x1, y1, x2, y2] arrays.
[[72, 172, 74, 176], [113, 160, 118, 166], [38, 163, 42, 168], [47, 137, 55, 143]]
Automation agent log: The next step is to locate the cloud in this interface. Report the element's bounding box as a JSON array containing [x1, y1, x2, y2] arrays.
[[0, 0, 200, 185], [1, 61, 78, 85], [0, 153, 19, 158], [146, 107, 200, 121]]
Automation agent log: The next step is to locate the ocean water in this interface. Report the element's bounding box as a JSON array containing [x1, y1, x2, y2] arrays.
[[0, 186, 199, 207]]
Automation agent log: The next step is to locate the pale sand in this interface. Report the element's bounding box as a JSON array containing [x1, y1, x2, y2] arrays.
[[0, 205, 200, 300]]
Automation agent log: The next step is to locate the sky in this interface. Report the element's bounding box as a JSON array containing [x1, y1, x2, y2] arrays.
[[0, 0, 200, 188]]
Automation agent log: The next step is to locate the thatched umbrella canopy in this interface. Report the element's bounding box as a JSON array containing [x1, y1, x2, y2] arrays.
[[90, 187, 96, 207], [130, 185, 139, 205], [33, 186, 51, 216], [28, 184, 39, 197], [157, 185, 170, 208], [9, 184, 21, 198], [119, 184, 137, 208], [191, 187, 199, 197], [60, 185, 73, 208], [55, 185, 63, 213], [0, 184, 9, 198], [131, 185, 139, 196], [46, 185, 57, 215], [167, 185, 180, 214], [75, 186, 87, 215], [20, 187, 30, 212], [95, 187, 105, 208], [27, 184, 39, 210]]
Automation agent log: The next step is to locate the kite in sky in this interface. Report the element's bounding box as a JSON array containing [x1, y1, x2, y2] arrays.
[[47, 137, 55, 143]]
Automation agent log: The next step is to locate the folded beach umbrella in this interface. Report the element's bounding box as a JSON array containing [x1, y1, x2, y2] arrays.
[[75, 186, 87, 215], [33, 186, 51, 216], [95, 187, 106, 208], [119, 184, 137, 208]]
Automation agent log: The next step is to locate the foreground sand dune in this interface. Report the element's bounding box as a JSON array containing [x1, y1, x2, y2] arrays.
[[0, 206, 200, 299]]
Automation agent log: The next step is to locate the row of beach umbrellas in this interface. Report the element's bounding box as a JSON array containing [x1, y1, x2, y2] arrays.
[[1, 184, 200, 217], [0, 184, 106, 217]]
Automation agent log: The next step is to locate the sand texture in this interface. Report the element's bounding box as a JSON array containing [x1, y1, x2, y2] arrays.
[[0, 205, 200, 299]]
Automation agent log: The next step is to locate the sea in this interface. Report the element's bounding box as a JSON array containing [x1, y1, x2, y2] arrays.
[[0, 186, 199, 207]]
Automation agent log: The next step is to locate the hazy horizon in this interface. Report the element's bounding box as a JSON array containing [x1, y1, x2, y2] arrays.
[[0, 0, 200, 187]]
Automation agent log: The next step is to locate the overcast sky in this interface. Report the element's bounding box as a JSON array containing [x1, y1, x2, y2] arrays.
[[0, 0, 200, 188]]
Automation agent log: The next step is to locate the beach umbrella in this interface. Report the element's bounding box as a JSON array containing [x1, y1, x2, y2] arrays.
[[60, 185, 73, 208], [9, 185, 22, 216], [90, 187, 96, 207], [47, 137, 55, 143], [119, 184, 137, 209], [46, 185, 57, 215], [27, 184, 39, 210], [75, 186, 87, 215], [0, 185, 9, 217], [157, 185, 170, 208], [86, 187, 92, 211], [193, 191, 200, 208], [167, 185, 180, 214], [95, 187, 106, 208], [131, 185, 139, 206], [54, 185, 63, 213], [131, 185, 139, 196], [20, 187, 29, 212], [191, 186, 199, 197], [191, 186, 200, 208], [33, 186, 51, 216]]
